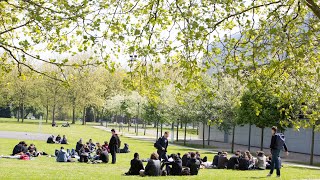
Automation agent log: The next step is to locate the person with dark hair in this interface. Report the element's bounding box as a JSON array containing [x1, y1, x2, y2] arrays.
[[212, 151, 222, 168], [227, 151, 240, 169], [47, 135, 55, 144], [61, 135, 68, 144], [186, 152, 200, 175], [55, 135, 61, 143], [79, 144, 90, 163], [120, 143, 130, 153], [102, 141, 110, 152], [56, 147, 68, 162], [140, 152, 161, 176], [99, 150, 109, 163], [109, 129, 120, 164], [88, 139, 96, 152], [167, 154, 182, 176], [218, 152, 229, 169], [238, 152, 251, 170], [28, 144, 39, 157], [12, 141, 27, 155], [268, 126, 289, 177], [75, 139, 83, 155], [126, 153, 144, 175], [182, 153, 190, 167], [155, 132, 169, 162]]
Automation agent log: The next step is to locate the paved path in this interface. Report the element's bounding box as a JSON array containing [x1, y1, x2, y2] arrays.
[[94, 126, 320, 170], [0, 131, 51, 141]]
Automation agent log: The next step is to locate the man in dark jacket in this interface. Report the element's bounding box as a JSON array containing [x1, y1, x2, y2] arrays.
[[186, 152, 200, 175], [126, 153, 144, 175], [155, 132, 169, 162], [267, 126, 289, 177], [217, 152, 228, 169], [167, 154, 182, 175], [212, 151, 222, 167], [109, 129, 120, 164], [12, 141, 26, 155], [227, 151, 240, 169]]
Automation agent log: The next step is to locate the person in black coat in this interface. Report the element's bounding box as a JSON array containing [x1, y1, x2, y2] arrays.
[[227, 151, 240, 169], [186, 152, 200, 175], [126, 153, 144, 175], [155, 132, 169, 162], [109, 129, 120, 164], [182, 153, 190, 166], [212, 151, 222, 167], [47, 135, 55, 144], [167, 154, 182, 176], [12, 141, 26, 155], [75, 139, 83, 155]]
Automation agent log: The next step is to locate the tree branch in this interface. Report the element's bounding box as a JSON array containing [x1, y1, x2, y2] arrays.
[[0, 20, 33, 36], [305, 0, 320, 19]]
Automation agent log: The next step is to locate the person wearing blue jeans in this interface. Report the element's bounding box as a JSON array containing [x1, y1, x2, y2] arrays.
[[268, 126, 289, 177]]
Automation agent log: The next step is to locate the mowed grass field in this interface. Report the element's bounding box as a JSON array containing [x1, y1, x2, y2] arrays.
[[0, 118, 319, 180]]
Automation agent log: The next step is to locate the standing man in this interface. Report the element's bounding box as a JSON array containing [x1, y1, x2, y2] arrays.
[[109, 129, 120, 164], [155, 131, 169, 162], [267, 126, 289, 177]]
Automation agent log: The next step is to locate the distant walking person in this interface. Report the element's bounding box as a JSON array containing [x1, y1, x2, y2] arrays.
[[267, 126, 289, 177], [109, 129, 120, 164], [155, 132, 169, 162]]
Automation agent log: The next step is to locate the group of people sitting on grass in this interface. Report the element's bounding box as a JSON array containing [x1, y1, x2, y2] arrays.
[[0, 141, 47, 160], [125, 151, 202, 176], [210, 150, 278, 170], [55, 138, 130, 163], [52, 122, 70, 127], [47, 134, 68, 144]]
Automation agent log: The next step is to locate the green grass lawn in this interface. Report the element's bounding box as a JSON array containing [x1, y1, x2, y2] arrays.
[[0, 118, 319, 180]]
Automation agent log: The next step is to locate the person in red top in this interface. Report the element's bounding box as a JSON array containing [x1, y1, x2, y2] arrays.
[[102, 141, 110, 153]]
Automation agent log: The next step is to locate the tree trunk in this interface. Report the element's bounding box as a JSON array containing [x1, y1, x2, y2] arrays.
[[82, 106, 86, 125], [208, 125, 211, 146], [144, 120, 146, 135], [231, 125, 236, 153], [17, 109, 20, 122], [197, 123, 199, 135], [156, 120, 159, 140], [21, 103, 24, 123], [260, 127, 264, 151], [72, 105, 76, 124], [46, 104, 49, 123], [160, 123, 163, 136], [248, 123, 252, 151], [128, 117, 130, 132], [180, 120, 183, 129], [176, 121, 179, 142], [202, 122, 205, 148], [310, 125, 315, 165], [184, 122, 187, 146]]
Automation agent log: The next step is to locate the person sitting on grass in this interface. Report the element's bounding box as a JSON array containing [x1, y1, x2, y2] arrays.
[[239, 152, 254, 170], [182, 153, 190, 167], [55, 135, 62, 143], [167, 154, 182, 176], [88, 139, 96, 152], [100, 149, 109, 163], [218, 152, 229, 169], [255, 151, 267, 170], [140, 152, 161, 177], [245, 151, 255, 169], [61, 122, 70, 127], [61, 135, 68, 144], [186, 152, 200, 175], [212, 151, 222, 168], [47, 135, 55, 144], [93, 143, 103, 160], [266, 155, 272, 169], [12, 141, 28, 155], [75, 139, 83, 155], [227, 151, 240, 170], [79, 144, 90, 163], [102, 141, 110, 152], [56, 147, 71, 162], [125, 153, 144, 175], [120, 143, 130, 153], [28, 144, 42, 157]]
